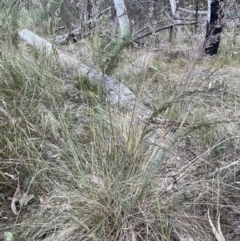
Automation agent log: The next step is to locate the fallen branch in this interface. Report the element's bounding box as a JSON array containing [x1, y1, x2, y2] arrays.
[[178, 7, 207, 15], [132, 21, 198, 42]]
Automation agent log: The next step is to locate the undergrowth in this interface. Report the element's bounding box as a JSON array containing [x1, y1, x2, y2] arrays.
[[1, 2, 240, 241]]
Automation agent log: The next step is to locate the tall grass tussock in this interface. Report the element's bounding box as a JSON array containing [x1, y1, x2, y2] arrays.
[[1, 1, 240, 241]]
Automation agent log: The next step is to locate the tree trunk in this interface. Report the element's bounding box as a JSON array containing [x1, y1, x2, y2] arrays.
[[204, 0, 225, 55], [169, 0, 178, 17], [195, 0, 199, 33], [113, 0, 130, 39], [169, 0, 182, 40]]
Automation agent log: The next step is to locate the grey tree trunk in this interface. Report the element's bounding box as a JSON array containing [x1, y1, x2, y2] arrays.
[[170, 0, 178, 16], [113, 0, 130, 38], [169, 0, 182, 40]]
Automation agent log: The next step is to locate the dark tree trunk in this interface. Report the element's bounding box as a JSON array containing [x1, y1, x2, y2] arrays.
[[195, 0, 198, 34], [204, 0, 224, 55]]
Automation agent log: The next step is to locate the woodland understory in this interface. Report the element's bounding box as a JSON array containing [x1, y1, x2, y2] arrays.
[[1, 1, 240, 241]]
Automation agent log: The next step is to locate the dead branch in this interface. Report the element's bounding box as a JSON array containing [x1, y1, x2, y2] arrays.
[[178, 7, 207, 15], [132, 21, 198, 42], [55, 26, 66, 33], [132, 19, 176, 38]]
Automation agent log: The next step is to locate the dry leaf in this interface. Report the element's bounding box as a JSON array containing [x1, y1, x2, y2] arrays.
[[3, 173, 20, 215], [207, 209, 226, 241]]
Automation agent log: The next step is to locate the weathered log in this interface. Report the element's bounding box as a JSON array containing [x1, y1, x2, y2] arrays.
[[19, 29, 52, 53], [19, 29, 135, 106]]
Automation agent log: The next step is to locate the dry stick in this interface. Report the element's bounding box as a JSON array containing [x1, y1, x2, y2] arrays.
[[132, 21, 198, 42], [175, 17, 199, 21], [178, 7, 207, 15], [132, 18, 179, 39]]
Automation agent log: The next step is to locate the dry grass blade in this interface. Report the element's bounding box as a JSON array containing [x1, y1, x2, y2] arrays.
[[11, 177, 20, 216], [207, 209, 226, 241], [3, 173, 17, 180], [131, 230, 137, 241]]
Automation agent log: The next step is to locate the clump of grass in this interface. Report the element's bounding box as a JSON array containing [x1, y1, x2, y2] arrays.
[[0, 0, 21, 48], [1, 5, 240, 241], [0, 38, 168, 241]]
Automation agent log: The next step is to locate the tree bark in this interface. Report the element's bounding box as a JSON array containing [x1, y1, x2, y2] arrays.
[[113, 0, 130, 38], [204, 0, 225, 55]]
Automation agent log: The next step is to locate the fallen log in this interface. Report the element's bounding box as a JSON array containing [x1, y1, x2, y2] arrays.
[[19, 29, 135, 106]]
